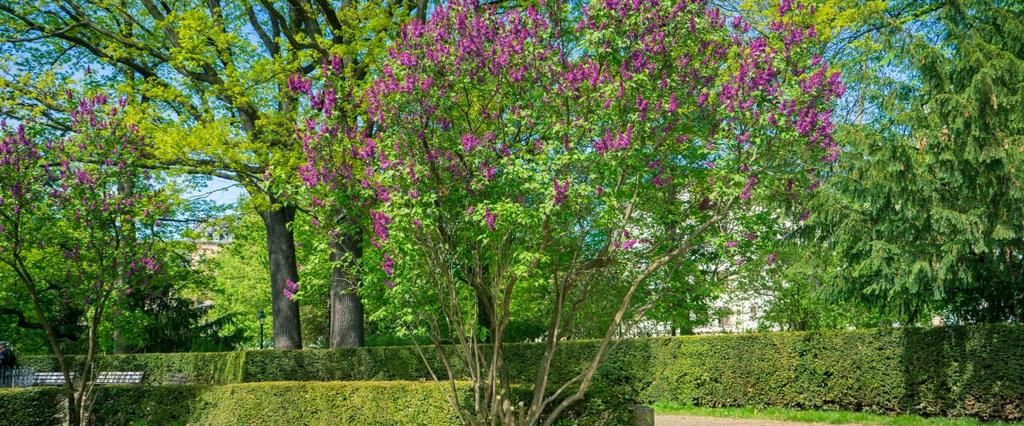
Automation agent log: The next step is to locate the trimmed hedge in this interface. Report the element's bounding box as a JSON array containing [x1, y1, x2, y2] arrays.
[[0, 387, 63, 426], [19, 325, 1024, 421], [0, 381, 466, 426], [20, 351, 245, 385], [95, 381, 466, 426]]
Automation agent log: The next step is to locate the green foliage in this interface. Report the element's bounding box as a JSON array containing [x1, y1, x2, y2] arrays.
[[643, 326, 1023, 420], [1, 382, 468, 426], [101, 239, 246, 354], [0, 388, 63, 426], [240, 345, 443, 383], [810, 0, 1024, 322], [200, 209, 276, 349], [21, 351, 246, 385], [198, 203, 349, 348], [93, 382, 467, 426], [0, 263, 79, 354], [19, 325, 1024, 421], [0, 0, 426, 354]]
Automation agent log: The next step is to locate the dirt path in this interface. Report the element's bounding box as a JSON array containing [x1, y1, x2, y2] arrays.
[[657, 415, 873, 426]]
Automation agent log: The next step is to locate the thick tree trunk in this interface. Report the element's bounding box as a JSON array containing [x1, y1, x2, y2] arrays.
[[328, 234, 364, 348], [260, 204, 303, 350]]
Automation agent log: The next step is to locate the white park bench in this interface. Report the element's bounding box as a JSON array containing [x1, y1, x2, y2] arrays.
[[165, 373, 189, 385], [95, 371, 144, 385], [33, 372, 73, 386]]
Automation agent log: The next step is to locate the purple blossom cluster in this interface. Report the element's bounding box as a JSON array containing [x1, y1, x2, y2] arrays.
[[298, 0, 843, 286], [616, 230, 640, 251], [382, 253, 395, 276], [484, 208, 497, 231], [552, 178, 570, 206], [1, 92, 169, 307], [0, 125, 39, 173], [461, 133, 481, 152], [740, 175, 758, 200], [283, 278, 300, 300], [128, 257, 160, 274], [287, 74, 313, 95], [594, 127, 633, 154], [370, 210, 392, 248]]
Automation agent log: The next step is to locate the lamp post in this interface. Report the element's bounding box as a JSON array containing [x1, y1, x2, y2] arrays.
[[257, 310, 266, 349]]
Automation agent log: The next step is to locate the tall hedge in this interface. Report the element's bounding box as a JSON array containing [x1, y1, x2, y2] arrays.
[[243, 327, 1022, 420], [19, 351, 245, 385], [0, 388, 63, 426], [0, 381, 466, 426], [94, 381, 466, 426], [18, 325, 1024, 421]]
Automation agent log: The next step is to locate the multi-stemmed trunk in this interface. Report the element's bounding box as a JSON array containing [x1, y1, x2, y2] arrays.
[[422, 211, 728, 426], [14, 264, 80, 425], [11, 258, 112, 426]]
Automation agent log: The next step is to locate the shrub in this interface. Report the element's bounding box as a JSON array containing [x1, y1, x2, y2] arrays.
[[240, 345, 448, 383], [91, 381, 466, 426], [18, 325, 1024, 421], [243, 326, 1024, 421], [21, 351, 245, 385], [0, 387, 63, 426], [641, 326, 1023, 420]]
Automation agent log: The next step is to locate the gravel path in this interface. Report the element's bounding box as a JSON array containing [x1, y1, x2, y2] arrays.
[[656, 415, 872, 426]]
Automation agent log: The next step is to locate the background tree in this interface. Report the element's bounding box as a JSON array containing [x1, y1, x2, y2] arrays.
[[199, 199, 338, 348], [0, 0, 427, 349], [104, 239, 246, 353], [0, 253, 87, 353], [809, 0, 1023, 323]]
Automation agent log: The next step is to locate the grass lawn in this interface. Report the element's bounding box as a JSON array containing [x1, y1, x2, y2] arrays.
[[652, 402, 1016, 426]]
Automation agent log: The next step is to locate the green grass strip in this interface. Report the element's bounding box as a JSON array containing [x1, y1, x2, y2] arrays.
[[652, 402, 1015, 426]]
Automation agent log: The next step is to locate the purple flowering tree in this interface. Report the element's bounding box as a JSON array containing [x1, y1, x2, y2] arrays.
[[291, 55, 380, 347], [303, 0, 842, 424], [0, 94, 169, 425]]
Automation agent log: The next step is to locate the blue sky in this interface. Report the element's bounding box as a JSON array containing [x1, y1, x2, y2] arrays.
[[186, 176, 246, 208]]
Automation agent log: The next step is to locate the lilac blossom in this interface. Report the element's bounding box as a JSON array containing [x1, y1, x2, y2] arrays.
[[553, 178, 570, 205], [382, 253, 395, 276], [462, 133, 481, 152], [484, 208, 497, 231], [371, 211, 392, 247], [283, 279, 300, 300], [288, 74, 313, 94], [740, 175, 758, 200]]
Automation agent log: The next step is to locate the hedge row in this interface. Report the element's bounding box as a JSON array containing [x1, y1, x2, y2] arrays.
[[20, 351, 246, 385], [0, 381, 466, 426], [0, 387, 63, 426], [20, 325, 1024, 420], [239, 325, 1024, 420]]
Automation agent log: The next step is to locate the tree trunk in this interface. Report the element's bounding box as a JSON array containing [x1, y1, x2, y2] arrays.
[[111, 298, 128, 354], [260, 204, 303, 350], [475, 288, 495, 343], [112, 327, 128, 354], [113, 179, 133, 354], [328, 234, 364, 348]]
